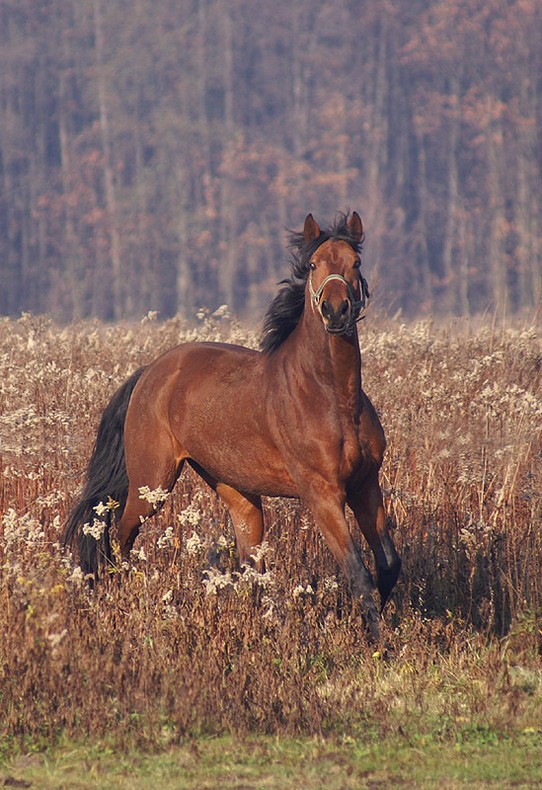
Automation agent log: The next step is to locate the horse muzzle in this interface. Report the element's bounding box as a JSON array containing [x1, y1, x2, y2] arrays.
[[320, 297, 353, 335], [309, 272, 367, 336]]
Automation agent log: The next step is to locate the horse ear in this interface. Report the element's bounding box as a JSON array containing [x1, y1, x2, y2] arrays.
[[348, 211, 364, 242], [303, 213, 321, 243]]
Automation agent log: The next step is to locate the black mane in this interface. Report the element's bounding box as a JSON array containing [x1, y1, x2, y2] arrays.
[[260, 212, 364, 354]]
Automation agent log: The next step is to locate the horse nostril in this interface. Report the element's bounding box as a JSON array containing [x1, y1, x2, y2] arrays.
[[321, 300, 332, 319], [340, 299, 349, 317]]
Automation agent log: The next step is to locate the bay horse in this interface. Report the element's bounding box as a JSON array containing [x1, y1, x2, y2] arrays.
[[63, 212, 401, 639]]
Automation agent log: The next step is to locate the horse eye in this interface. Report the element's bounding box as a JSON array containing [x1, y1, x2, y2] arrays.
[[309, 262, 316, 271], [353, 259, 361, 269]]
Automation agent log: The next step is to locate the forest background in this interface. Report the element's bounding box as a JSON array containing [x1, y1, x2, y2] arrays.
[[0, 0, 541, 324]]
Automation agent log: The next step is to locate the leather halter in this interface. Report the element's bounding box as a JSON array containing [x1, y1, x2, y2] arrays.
[[308, 272, 370, 334]]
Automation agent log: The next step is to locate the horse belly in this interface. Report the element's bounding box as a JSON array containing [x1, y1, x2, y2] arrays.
[[185, 421, 298, 498]]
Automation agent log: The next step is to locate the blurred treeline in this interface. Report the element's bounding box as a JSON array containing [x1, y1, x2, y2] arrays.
[[1, 0, 540, 322]]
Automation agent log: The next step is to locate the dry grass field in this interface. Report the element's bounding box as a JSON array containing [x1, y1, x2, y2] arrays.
[[0, 311, 541, 781]]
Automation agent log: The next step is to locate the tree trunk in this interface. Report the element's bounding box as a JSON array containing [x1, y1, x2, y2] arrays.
[[485, 98, 507, 314], [515, 78, 541, 313], [441, 80, 461, 314], [93, 0, 123, 320], [218, 6, 236, 310]]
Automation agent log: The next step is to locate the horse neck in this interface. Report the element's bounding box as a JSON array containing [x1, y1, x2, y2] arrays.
[[288, 305, 362, 414]]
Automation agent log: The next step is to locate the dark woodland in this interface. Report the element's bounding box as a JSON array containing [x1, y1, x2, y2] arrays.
[[0, 0, 541, 322]]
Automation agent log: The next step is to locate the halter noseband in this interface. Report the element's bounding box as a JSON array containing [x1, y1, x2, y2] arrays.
[[308, 272, 370, 334]]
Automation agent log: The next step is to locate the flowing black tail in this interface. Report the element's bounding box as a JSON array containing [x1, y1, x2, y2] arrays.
[[62, 367, 146, 576]]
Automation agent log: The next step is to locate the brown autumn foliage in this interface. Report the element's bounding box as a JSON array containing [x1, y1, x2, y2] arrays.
[[1, 0, 541, 321], [0, 312, 540, 747]]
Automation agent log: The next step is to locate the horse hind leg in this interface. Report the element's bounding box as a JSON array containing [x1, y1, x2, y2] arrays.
[[215, 483, 265, 571], [118, 435, 186, 562]]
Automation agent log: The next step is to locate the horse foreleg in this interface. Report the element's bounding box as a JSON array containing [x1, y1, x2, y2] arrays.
[[347, 469, 401, 611], [216, 483, 265, 571], [304, 482, 379, 641]]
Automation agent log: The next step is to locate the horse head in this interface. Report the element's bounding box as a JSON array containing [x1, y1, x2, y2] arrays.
[[304, 212, 369, 336]]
